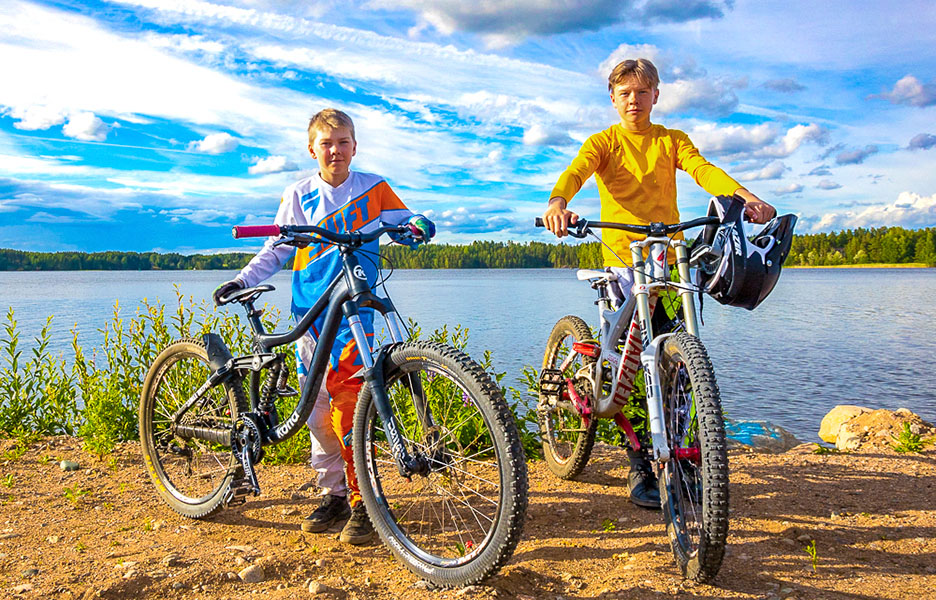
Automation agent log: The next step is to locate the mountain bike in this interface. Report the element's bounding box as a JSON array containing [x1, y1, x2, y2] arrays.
[[139, 223, 528, 587], [534, 214, 729, 582]]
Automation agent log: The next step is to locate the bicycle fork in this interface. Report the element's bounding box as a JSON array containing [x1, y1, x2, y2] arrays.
[[345, 304, 430, 479], [632, 242, 671, 463]]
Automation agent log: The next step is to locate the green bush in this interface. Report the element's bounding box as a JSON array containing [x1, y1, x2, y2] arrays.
[[0, 296, 543, 464]]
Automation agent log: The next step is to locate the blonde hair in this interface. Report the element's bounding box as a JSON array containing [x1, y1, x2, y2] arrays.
[[608, 58, 660, 92], [308, 108, 355, 142]]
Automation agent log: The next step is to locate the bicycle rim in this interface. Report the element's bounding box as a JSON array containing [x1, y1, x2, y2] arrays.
[[355, 342, 526, 586], [539, 315, 596, 479], [140, 340, 239, 516]]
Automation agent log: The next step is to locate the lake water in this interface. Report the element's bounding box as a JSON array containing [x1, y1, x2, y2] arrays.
[[2, 268, 935, 442]]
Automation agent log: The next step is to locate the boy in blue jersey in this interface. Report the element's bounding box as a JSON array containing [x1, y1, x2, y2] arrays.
[[214, 109, 434, 544]]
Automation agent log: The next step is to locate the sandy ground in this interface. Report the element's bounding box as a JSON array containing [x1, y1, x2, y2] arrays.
[[1, 436, 934, 600]]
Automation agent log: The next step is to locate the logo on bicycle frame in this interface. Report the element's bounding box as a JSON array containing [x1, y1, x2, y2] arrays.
[[353, 265, 367, 280]]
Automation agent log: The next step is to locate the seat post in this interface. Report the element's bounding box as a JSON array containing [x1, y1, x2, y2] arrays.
[[242, 300, 267, 336]]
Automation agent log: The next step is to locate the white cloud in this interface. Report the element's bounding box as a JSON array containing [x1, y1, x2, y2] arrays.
[[371, 0, 732, 46], [522, 123, 573, 147], [816, 180, 842, 190], [191, 132, 239, 154], [908, 133, 936, 151], [773, 183, 803, 195], [735, 160, 786, 182], [687, 122, 827, 159], [835, 145, 878, 165], [63, 112, 112, 141], [815, 192, 936, 230], [597, 43, 663, 80], [248, 155, 298, 174], [158, 206, 231, 225], [686, 122, 776, 155], [655, 77, 742, 116], [767, 124, 829, 158], [875, 75, 936, 108], [5, 105, 66, 130], [761, 78, 805, 93], [0, 0, 297, 139], [142, 32, 225, 54]]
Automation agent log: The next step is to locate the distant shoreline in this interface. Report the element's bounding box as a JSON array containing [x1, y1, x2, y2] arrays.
[[786, 263, 931, 269]]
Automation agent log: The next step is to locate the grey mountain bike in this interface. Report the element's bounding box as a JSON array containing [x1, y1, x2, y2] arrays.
[[139, 223, 528, 587], [534, 215, 728, 582]]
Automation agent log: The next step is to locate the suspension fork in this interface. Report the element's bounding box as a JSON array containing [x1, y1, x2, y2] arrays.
[[631, 243, 671, 462], [672, 241, 700, 337], [344, 302, 429, 478]]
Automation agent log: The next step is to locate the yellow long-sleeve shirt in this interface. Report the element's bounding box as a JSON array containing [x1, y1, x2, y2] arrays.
[[551, 123, 741, 267]]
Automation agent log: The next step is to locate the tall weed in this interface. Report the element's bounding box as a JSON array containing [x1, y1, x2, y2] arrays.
[[0, 308, 79, 438], [1, 294, 540, 467]]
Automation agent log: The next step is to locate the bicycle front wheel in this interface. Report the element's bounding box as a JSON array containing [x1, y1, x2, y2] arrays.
[[538, 315, 597, 479], [657, 332, 729, 582], [139, 338, 246, 518], [353, 341, 528, 587]]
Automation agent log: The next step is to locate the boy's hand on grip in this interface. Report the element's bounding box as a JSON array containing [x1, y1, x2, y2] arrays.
[[543, 197, 578, 238], [213, 279, 244, 306], [399, 214, 436, 247]]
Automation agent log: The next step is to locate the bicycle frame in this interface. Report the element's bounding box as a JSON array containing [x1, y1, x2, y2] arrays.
[[556, 234, 707, 463], [171, 235, 431, 480]]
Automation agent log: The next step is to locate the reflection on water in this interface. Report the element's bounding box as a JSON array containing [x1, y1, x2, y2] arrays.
[[3, 267, 935, 442]]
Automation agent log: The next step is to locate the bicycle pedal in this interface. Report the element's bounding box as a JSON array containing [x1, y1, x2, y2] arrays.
[[223, 479, 258, 507], [275, 384, 299, 397], [538, 368, 564, 399]]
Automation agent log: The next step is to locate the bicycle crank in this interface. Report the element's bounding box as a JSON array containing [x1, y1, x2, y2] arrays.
[[225, 414, 264, 506]]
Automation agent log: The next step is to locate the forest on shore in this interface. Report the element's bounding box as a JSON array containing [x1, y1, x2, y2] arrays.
[[1, 225, 934, 271]]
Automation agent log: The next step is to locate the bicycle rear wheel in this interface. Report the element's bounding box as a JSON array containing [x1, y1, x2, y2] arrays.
[[657, 332, 729, 582], [538, 315, 597, 479], [139, 338, 246, 518], [353, 341, 527, 587]]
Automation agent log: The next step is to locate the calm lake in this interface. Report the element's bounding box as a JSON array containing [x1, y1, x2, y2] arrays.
[[2, 268, 935, 442]]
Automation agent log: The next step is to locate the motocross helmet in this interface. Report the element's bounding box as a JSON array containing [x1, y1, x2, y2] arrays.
[[690, 195, 797, 310]]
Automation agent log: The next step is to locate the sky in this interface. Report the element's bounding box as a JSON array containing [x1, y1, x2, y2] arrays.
[[1, 0, 934, 254]]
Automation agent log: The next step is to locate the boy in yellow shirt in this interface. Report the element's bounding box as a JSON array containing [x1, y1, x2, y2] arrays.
[[542, 58, 776, 509]]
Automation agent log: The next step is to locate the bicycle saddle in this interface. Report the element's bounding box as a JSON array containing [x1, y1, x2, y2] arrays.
[[576, 269, 618, 282], [221, 284, 275, 305]]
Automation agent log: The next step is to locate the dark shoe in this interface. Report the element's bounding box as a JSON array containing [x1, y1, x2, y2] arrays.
[[301, 494, 351, 533], [339, 502, 375, 545], [627, 449, 661, 510]]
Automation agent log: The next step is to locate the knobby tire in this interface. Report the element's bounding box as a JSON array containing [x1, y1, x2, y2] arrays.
[[353, 341, 528, 587], [538, 315, 597, 480], [139, 338, 246, 518], [657, 332, 729, 582]]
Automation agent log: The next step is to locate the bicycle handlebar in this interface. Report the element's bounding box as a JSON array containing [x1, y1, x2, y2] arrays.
[[232, 223, 411, 246], [232, 225, 281, 239], [534, 216, 721, 238]]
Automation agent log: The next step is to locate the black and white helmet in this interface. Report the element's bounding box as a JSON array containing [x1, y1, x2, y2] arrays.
[[690, 195, 797, 310]]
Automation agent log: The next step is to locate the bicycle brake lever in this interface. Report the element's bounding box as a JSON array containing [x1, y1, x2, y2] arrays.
[[567, 219, 589, 239], [272, 233, 316, 249], [271, 236, 294, 248]]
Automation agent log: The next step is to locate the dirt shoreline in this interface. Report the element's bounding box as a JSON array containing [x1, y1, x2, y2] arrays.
[[1, 437, 934, 600]]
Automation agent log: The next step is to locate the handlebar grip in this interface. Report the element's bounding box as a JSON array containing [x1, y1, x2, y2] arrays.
[[232, 225, 282, 239], [534, 217, 544, 228]]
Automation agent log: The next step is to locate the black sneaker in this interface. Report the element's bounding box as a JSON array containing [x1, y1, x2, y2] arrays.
[[301, 494, 351, 533], [626, 449, 661, 510], [339, 502, 375, 545]]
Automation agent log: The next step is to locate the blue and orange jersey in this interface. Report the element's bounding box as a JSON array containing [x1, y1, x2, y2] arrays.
[[236, 170, 413, 320]]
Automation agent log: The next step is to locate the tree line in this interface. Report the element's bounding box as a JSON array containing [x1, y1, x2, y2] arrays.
[[1, 226, 933, 271], [787, 226, 936, 267]]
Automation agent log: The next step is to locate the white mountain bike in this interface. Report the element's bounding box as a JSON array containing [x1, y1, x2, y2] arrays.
[[534, 214, 729, 582]]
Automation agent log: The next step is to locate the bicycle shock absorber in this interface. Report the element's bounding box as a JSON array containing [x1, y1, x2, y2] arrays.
[[258, 357, 283, 412]]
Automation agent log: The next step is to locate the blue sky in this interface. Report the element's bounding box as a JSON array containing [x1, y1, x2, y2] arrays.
[[1, 0, 934, 253]]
